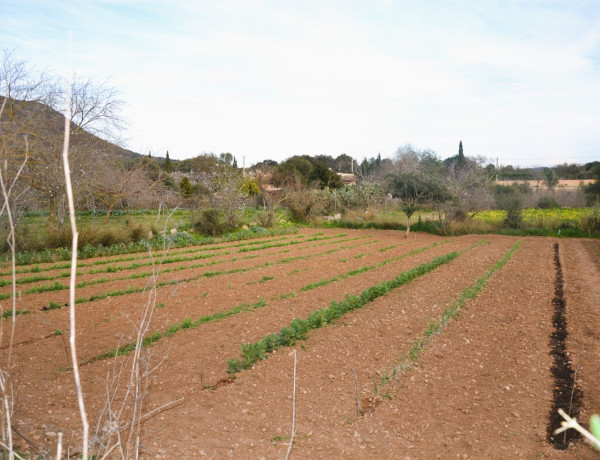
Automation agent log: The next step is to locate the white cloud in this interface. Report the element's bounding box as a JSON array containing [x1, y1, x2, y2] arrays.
[[0, 0, 598, 166]]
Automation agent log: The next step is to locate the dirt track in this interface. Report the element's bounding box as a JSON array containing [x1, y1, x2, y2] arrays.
[[2, 229, 599, 458]]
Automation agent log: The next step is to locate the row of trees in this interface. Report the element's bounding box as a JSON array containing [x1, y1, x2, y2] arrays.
[[491, 162, 600, 181]]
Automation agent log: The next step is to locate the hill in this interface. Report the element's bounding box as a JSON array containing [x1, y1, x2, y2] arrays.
[[0, 95, 141, 163]]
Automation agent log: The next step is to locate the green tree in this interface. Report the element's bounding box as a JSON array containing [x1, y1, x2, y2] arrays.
[[389, 172, 447, 237], [543, 168, 559, 194], [274, 155, 342, 189], [495, 186, 523, 229], [164, 151, 172, 173], [179, 176, 194, 198], [218, 152, 233, 166], [457, 141, 466, 168], [584, 163, 600, 204], [274, 156, 314, 186], [442, 141, 466, 170], [334, 154, 355, 173], [177, 153, 218, 173], [241, 175, 260, 196]]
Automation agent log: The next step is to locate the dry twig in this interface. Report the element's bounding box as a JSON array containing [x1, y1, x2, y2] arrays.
[[351, 368, 360, 418], [555, 408, 600, 450]]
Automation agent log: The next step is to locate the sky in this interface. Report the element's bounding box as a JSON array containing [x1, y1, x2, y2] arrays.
[[1, 0, 599, 168]]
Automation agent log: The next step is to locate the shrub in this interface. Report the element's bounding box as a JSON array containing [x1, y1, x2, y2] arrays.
[[504, 203, 523, 229], [580, 208, 600, 236], [129, 224, 145, 242], [192, 208, 235, 236], [537, 196, 560, 209], [496, 190, 523, 229]]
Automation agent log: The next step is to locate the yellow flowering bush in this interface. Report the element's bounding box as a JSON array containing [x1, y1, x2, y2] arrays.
[[473, 208, 591, 227]]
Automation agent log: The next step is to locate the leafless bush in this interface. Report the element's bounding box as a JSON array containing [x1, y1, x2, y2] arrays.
[[521, 188, 586, 208], [0, 85, 32, 459], [90, 255, 180, 459]]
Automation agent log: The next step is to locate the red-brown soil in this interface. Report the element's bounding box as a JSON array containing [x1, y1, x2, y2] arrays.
[[1, 229, 599, 458]]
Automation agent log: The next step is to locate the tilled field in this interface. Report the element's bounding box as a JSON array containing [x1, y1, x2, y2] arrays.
[[1, 228, 599, 458]]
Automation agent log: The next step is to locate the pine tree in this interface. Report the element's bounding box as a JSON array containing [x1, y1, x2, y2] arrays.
[[232, 156, 238, 169], [165, 151, 172, 173]]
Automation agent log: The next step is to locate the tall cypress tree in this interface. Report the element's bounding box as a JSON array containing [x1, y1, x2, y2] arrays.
[[165, 151, 172, 173], [457, 141, 466, 168]]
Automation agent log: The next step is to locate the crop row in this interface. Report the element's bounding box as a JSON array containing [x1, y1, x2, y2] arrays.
[[374, 239, 523, 396], [78, 239, 453, 363], [0, 232, 346, 283], [225, 250, 463, 374], [297, 240, 449, 292], [3, 227, 300, 266], [4, 236, 381, 318], [0, 233, 301, 278], [224, 240, 487, 374], [0, 233, 364, 300]]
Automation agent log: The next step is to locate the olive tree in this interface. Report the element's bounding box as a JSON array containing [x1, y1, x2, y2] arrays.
[[389, 172, 448, 237]]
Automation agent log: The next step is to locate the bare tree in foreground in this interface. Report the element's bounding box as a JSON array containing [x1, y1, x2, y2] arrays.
[[1, 49, 127, 226], [1, 50, 179, 458]]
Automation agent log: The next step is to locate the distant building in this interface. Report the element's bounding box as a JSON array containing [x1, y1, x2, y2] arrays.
[[337, 173, 357, 186], [496, 179, 595, 191]]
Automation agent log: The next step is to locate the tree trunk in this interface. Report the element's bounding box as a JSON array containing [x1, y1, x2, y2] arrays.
[[406, 216, 411, 238], [48, 197, 56, 226], [104, 204, 115, 223]]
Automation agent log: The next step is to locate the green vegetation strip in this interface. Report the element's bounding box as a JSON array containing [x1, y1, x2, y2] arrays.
[[36, 237, 369, 309], [2, 309, 29, 319], [86, 298, 269, 364], [225, 249, 462, 374], [4, 227, 300, 267], [2, 234, 359, 298], [0, 232, 301, 278], [298, 241, 447, 293], [375, 240, 522, 395], [277, 237, 375, 264]]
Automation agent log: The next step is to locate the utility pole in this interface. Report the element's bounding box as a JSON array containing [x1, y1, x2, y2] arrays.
[[496, 157, 499, 182]]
